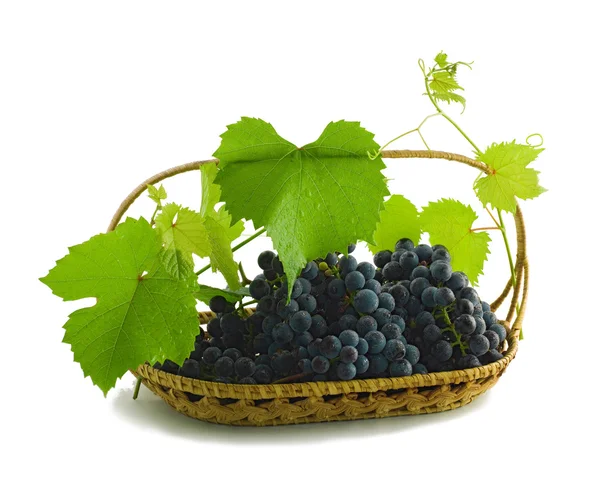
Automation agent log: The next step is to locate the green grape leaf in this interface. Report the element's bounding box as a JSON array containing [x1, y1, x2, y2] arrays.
[[429, 71, 463, 94], [368, 195, 420, 254], [155, 203, 211, 261], [159, 247, 195, 282], [39, 217, 199, 395], [432, 91, 466, 108], [214, 117, 388, 291], [420, 199, 490, 285], [474, 141, 546, 213], [195, 284, 249, 304], [199, 162, 244, 289], [147, 184, 167, 205], [434, 51, 448, 68], [200, 162, 221, 217]]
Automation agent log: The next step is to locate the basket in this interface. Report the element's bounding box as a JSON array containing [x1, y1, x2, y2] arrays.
[[109, 149, 528, 426]]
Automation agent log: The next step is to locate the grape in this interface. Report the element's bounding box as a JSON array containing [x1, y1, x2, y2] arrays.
[[364, 279, 382, 294], [234, 357, 256, 378], [404, 344, 420, 365], [373, 308, 392, 328], [292, 346, 309, 361], [374, 269, 384, 283], [474, 316, 486, 335], [209, 337, 225, 349], [482, 349, 503, 364], [458, 354, 481, 369], [406, 295, 424, 317], [312, 355, 331, 374], [309, 314, 328, 338], [483, 330, 500, 350], [481, 301, 491, 313], [383, 339, 406, 361], [421, 286, 438, 308], [364, 330, 386, 354], [209, 295, 227, 313], [255, 354, 271, 366], [356, 338, 369, 355], [339, 314, 358, 331], [345, 271, 366, 292], [395, 238, 414, 251], [430, 260, 452, 282], [413, 363, 428, 374], [337, 362, 357, 380], [178, 359, 201, 379], [297, 294, 317, 313], [458, 287, 481, 306], [455, 314, 477, 335], [258, 250, 276, 270], [274, 286, 287, 301], [410, 277, 431, 297], [249, 278, 270, 300], [301, 261, 319, 280], [389, 359, 412, 377], [446, 271, 467, 291], [410, 265, 431, 281], [348, 243, 356, 254], [432, 249, 451, 263], [473, 304, 483, 317], [287, 310, 310, 333], [325, 252, 339, 266], [307, 338, 323, 357], [391, 250, 403, 262], [340, 346, 359, 364], [367, 354, 389, 375], [264, 269, 278, 281], [202, 347, 222, 365], [239, 377, 257, 384], [298, 358, 313, 374], [222, 331, 244, 349], [469, 334, 490, 356], [434, 287, 455, 307], [431, 340, 453, 362], [294, 331, 313, 347], [253, 365, 274, 384], [381, 323, 402, 340], [373, 295, 394, 314], [354, 355, 369, 374], [222, 348, 242, 361], [339, 255, 358, 276], [214, 356, 234, 377], [374, 250, 393, 268], [262, 314, 282, 335], [489, 323, 507, 342], [327, 278, 346, 298], [357, 261, 376, 280], [272, 323, 294, 344], [268, 341, 286, 357], [277, 299, 300, 320], [190, 341, 209, 362], [414, 244, 433, 262], [207, 317, 223, 338], [357, 315, 378, 336], [253, 334, 273, 354], [390, 284, 410, 306], [271, 351, 295, 374], [327, 321, 342, 336], [320, 335, 342, 359], [257, 295, 277, 313], [339, 329, 359, 347], [354, 289, 379, 314], [457, 298, 475, 315], [271, 255, 285, 274], [391, 315, 406, 332], [399, 251, 419, 271], [221, 313, 243, 334], [483, 311, 497, 328], [382, 261, 403, 281], [415, 311, 435, 330]]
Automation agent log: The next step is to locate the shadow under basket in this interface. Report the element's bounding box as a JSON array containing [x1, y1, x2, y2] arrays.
[[110, 149, 529, 427]]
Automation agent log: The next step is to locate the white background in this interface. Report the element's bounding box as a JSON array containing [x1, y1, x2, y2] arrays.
[[1, 1, 597, 478]]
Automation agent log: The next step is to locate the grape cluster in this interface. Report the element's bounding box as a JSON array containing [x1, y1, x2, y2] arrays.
[[154, 239, 507, 387]]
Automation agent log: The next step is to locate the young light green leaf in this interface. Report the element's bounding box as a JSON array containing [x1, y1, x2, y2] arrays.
[[435, 51, 448, 68], [39, 217, 199, 395], [155, 203, 211, 260], [204, 206, 243, 289], [368, 195, 420, 254], [429, 71, 463, 94], [432, 91, 466, 108], [474, 141, 546, 213], [147, 183, 167, 205], [159, 247, 195, 282], [195, 284, 249, 304], [420, 199, 490, 285], [214, 117, 389, 291]]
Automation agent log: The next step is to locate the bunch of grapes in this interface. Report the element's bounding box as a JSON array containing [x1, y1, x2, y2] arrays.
[[153, 239, 507, 387]]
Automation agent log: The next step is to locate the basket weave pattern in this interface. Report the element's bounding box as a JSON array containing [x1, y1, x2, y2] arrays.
[[112, 150, 528, 426]]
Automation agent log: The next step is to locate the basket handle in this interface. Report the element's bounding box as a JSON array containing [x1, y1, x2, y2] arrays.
[[107, 150, 528, 338]]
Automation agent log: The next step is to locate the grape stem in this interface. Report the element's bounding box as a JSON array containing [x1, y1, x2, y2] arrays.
[[150, 204, 161, 225], [470, 226, 501, 232], [132, 376, 142, 400], [272, 372, 311, 384], [436, 305, 467, 355], [195, 227, 267, 275], [418, 60, 521, 330], [377, 112, 441, 153], [238, 262, 251, 286]]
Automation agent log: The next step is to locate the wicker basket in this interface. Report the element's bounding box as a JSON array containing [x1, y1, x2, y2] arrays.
[[109, 149, 528, 426]]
